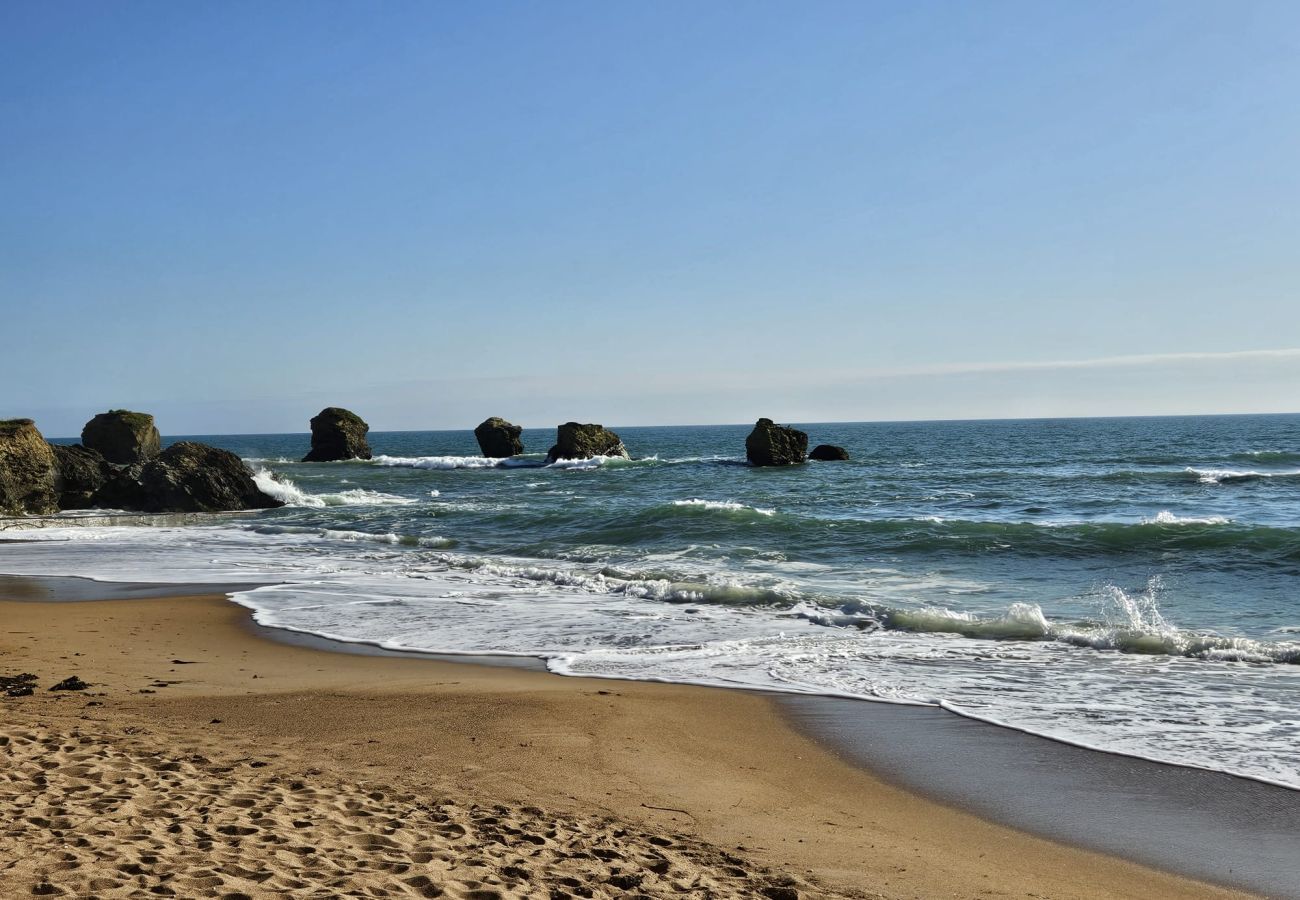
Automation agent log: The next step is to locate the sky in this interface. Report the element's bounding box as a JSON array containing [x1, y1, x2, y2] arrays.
[[2, 1, 1298, 436]]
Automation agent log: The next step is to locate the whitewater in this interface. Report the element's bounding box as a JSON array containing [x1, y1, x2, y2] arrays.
[[3, 415, 1299, 789]]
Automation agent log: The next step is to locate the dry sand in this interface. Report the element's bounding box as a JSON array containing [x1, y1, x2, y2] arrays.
[[0, 592, 1251, 899]]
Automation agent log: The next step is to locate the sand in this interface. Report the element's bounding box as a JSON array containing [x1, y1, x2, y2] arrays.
[[0, 591, 1251, 899]]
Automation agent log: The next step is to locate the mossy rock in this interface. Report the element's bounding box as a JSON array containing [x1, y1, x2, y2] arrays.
[[303, 407, 372, 462], [474, 417, 524, 458], [745, 418, 808, 466], [81, 410, 161, 465], [545, 422, 629, 462], [0, 420, 59, 515]]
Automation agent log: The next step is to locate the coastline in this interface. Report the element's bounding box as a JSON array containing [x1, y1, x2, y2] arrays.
[[0, 579, 1258, 899]]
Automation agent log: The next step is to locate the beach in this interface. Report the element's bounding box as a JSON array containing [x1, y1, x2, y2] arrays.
[[0, 583, 1251, 899]]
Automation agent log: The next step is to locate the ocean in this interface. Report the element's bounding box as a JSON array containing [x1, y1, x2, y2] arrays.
[[4, 414, 1298, 788]]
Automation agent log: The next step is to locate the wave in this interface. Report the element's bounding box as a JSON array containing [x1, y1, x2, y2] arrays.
[[371, 454, 540, 470], [253, 470, 417, 507], [805, 581, 1300, 664], [1140, 510, 1231, 525], [1184, 467, 1300, 485], [245, 523, 454, 549], [670, 499, 775, 516]]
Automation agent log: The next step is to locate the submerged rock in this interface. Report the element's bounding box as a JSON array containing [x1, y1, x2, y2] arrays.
[[745, 418, 807, 466], [809, 444, 850, 461], [303, 407, 372, 462], [546, 422, 628, 462], [474, 417, 524, 458], [0, 419, 59, 515], [81, 410, 160, 465], [97, 441, 284, 513], [50, 443, 112, 508]]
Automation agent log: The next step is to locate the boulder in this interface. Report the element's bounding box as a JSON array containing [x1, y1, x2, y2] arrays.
[[810, 444, 850, 461], [0, 419, 59, 515], [745, 418, 808, 466], [303, 407, 372, 462], [474, 417, 524, 458], [50, 443, 112, 508], [96, 441, 284, 513], [546, 422, 629, 462], [81, 410, 160, 465]]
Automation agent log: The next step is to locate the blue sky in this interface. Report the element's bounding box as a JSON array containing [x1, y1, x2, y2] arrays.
[[2, 1, 1297, 436]]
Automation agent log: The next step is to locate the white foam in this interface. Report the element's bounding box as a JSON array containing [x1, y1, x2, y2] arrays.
[[1142, 510, 1231, 525], [253, 469, 416, 507], [671, 499, 776, 516]]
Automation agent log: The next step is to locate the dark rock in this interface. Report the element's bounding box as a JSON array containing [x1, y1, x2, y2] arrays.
[[474, 417, 524, 458], [50, 443, 113, 508], [50, 675, 89, 691], [0, 419, 59, 515], [96, 441, 284, 513], [809, 444, 849, 462], [1, 672, 38, 697], [81, 410, 161, 464], [545, 422, 629, 462], [302, 407, 372, 462], [745, 419, 807, 466]]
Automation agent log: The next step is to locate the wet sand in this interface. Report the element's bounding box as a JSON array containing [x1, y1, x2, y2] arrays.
[[0, 580, 1256, 899]]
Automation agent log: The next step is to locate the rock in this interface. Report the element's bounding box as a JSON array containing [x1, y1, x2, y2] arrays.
[[303, 407, 372, 462], [50, 443, 113, 508], [96, 441, 284, 513], [745, 418, 808, 466], [809, 444, 850, 461], [49, 675, 88, 692], [1, 673, 38, 697], [545, 422, 629, 462], [0, 419, 59, 515], [81, 410, 161, 465], [474, 417, 524, 458]]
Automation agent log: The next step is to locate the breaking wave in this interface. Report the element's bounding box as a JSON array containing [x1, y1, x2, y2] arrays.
[[253, 470, 417, 508]]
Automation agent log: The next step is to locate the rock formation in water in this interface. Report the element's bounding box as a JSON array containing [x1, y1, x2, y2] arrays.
[[81, 410, 161, 465], [50, 443, 112, 509], [474, 417, 524, 458], [0, 419, 59, 515], [97, 441, 283, 513], [303, 407, 372, 462], [545, 422, 629, 462], [745, 418, 808, 466], [809, 444, 850, 461]]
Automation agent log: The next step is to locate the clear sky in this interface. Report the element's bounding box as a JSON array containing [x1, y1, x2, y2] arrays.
[[2, 1, 1297, 436]]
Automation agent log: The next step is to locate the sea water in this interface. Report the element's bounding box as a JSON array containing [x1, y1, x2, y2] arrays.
[[3, 415, 1298, 788]]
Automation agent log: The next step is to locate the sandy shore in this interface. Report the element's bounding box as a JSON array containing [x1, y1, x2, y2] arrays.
[[0, 589, 1250, 899]]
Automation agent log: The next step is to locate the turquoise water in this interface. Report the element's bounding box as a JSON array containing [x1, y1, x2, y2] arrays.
[[11, 414, 1300, 786]]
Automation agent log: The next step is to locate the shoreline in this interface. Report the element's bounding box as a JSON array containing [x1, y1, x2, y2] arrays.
[[0, 577, 1265, 898]]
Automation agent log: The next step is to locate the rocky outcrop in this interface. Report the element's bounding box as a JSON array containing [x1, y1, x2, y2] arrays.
[[745, 419, 807, 466], [81, 410, 160, 465], [0, 419, 59, 515], [474, 417, 524, 458], [809, 444, 850, 461], [50, 443, 112, 508], [97, 441, 283, 513], [303, 408, 372, 462], [546, 422, 629, 462]]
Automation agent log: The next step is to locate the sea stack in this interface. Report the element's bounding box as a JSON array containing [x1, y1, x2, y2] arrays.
[[546, 422, 628, 462], [745, 418, 808, 466], [96, 441, 284, 513], [81, 409, 160, 465], [0, 419, 59, 515], [474, 417, 524, 458], [303, 407, 372, 462], [810, 444, 850, 461]]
